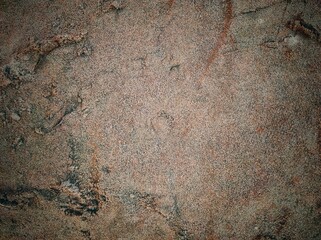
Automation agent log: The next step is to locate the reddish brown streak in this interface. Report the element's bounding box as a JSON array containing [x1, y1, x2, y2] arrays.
[[197, 0, 233, 88], [168, 0, 175, 9], [205, 0, 233, 70]]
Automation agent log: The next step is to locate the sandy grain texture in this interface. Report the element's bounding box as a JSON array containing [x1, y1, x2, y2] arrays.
[[0, 0, 321, 239]]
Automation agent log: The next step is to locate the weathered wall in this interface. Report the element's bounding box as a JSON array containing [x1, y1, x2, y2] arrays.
[[0, 0, 320, 239]]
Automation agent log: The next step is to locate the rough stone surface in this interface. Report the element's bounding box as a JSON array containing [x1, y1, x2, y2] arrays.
[[0, 0, 320, 239]]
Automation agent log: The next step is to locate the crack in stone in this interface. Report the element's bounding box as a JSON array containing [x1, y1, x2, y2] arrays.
[[237, 0, 288, 16], [287, 14, 321, 42]]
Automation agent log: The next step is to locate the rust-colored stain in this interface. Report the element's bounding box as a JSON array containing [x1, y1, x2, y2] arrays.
[[196, 0, 233, 88], [168, 0, 175, 9], [256, 126, 265, 134]]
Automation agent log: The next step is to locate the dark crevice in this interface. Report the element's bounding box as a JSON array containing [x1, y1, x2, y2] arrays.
[[287, 14, 321, 42]]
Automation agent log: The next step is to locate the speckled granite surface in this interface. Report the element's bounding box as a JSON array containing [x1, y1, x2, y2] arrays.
[[0, 0, 320, 239]]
